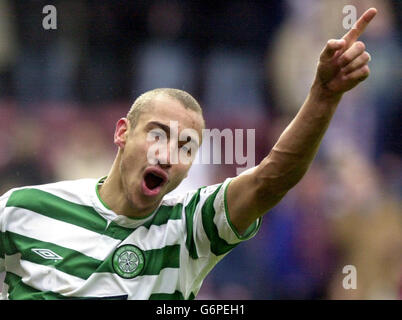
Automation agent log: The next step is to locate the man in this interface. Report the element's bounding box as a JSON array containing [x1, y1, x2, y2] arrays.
[[0, 9, 377, 299]]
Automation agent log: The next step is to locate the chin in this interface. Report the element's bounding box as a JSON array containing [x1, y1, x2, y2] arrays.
[[131, 186, 164, 210]]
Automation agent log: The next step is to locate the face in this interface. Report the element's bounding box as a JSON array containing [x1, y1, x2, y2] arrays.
[[115, 95, 204, 214]]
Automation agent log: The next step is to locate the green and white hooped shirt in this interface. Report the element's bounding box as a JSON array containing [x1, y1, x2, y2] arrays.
[[0, 177, 261, 300]]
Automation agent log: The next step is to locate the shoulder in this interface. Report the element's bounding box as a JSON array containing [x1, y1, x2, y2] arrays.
[[1, 178, 98, 208], [160, 177, 234, 209], [32, 178, 97, 195], [160, 189, 196, 207]]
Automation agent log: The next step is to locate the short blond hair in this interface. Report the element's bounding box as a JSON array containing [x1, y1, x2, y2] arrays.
[[127, 88, 204, 128]]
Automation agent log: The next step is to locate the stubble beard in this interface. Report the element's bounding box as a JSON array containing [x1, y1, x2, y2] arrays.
[[119, 156, 162, 215], [119, 158, 138, 212]]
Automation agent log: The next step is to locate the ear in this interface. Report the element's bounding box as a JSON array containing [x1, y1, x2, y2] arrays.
[[114, 118, 129, 149]]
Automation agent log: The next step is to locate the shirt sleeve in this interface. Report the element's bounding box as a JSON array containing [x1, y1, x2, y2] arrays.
[[185, 177, 262, 259], [181, 177, 262, 298]]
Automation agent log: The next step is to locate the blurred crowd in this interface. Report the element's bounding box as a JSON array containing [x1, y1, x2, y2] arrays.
[[0, 0, 401, 299]]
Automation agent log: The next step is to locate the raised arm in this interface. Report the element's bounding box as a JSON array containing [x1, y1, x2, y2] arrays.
[[226, 8, 378, 234]]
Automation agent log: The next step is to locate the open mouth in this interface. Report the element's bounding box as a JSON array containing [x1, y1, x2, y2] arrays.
[[141, 167, 168, 196], [145, 173, 164, 190]]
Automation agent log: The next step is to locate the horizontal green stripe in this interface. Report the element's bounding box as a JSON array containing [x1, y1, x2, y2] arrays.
[[5, 271, 64, 300], [4, 228, 180, 279], [6, 188, 108, 234], [149, 290, 185, 300], [4, 272, 128, 300], [97, 244, 180, 276], [144, 203, 183, 228], [201, 185, 237, 256], [144, 244, 180, 275], [1, 230, 17, 256], [6, 231, 101, 280], [185, 189, 202, 259], [0, 230, 5, 258], [103, 203, 183, 240], [102, 222, 134, 240], [6, 271, 186, 300], [6, 188, 185, 242]]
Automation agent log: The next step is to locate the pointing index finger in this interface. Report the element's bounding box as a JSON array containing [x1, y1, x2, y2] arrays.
[[342, 8, 377, 47]]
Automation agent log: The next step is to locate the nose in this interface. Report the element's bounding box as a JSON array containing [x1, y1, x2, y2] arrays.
[[157, 158, 171, 169], [155, 144, 172, 169], [151, 138, 179, 168]]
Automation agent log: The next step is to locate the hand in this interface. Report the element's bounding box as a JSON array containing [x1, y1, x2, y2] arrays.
[[313, 8, 377, 97]]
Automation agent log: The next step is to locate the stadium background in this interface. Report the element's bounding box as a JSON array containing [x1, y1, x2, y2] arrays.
[[0, 0, 400, 299]]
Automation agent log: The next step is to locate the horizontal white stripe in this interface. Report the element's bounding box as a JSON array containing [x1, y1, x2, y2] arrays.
[[1, 189, 13, 207], [36, 179, 192, 230], [124, 219, 183, 251], [1, 257, 10, 299], [6, 202, 198, 260], [8, 255, 85, 295], [37, 179, 191, 223], [180, 245, 217, 298], [6, 208, 120, 261], [163, 189, 192, 207], [8, 253, 181, 299], [1, 282, 9, 300], [30, 179, 96, 208], [2, 179, 96, 212], [77, 268, 180, 299], [143, 267, 180, 298]]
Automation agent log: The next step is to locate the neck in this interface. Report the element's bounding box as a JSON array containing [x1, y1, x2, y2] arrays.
[[98, 152, 158, 219]]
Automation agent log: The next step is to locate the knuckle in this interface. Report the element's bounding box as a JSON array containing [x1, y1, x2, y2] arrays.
[[327, 39, 340, 47], [341, 67, 350, 75], [341, 74, 350, 82], [341, 55, 352, 64]]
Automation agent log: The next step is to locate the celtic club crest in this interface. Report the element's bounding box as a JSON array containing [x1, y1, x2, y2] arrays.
[[112, 245, 145, 279]]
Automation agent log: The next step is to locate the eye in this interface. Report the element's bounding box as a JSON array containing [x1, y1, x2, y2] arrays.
[[150, 130, 163, 141], [181, 145, 192, 155]]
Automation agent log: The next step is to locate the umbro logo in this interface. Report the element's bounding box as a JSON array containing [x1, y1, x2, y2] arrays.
[[32, 248, 63, 260]]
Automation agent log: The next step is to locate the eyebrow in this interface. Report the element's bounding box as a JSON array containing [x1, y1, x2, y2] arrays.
[[147, 121, 171, 137], [147, 121, 200, 147]]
